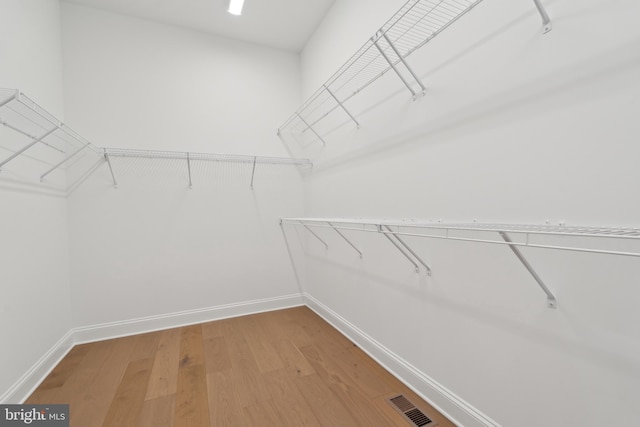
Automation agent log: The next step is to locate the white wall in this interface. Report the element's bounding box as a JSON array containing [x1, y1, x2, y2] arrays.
[[0, 0, 72, 401], [61, 3, 305, 327], [294, 0, 640, 425]]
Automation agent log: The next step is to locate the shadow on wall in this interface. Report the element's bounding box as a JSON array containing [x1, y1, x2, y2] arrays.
[[282, 224, 640, 383], [305, 36, 640, 175]]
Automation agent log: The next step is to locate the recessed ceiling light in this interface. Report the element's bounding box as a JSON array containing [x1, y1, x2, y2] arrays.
[[228, 0, 245, 16]]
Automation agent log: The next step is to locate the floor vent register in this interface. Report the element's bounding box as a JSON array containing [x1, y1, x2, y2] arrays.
[[387, 394, 437, 427]]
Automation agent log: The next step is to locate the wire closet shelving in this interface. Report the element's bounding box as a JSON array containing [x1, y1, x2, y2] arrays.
[[0, 88, 102, 184], [102, 148, 312, 189], [0, 88, 312, 192], [278, 0, 552, 145], [281, 217, 640, 309]]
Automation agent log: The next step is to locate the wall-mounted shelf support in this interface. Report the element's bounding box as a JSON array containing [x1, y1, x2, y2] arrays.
[[380, 227, 420, 273], [40, 144, 88, 182], [0, 127, 57, 170], [187, 152, 193, 188], [533, 0, 552, 33], [382, 225, 431, 275], [372, 31, 426, 99], [323, 85, 360, 128], [303, 223, 329, 250], [499, 231, 556, 308], [295, 113, 326, 146], [328, 221, 362, 258], [103, 149, 118, 188], [250, 156, 257, 189]]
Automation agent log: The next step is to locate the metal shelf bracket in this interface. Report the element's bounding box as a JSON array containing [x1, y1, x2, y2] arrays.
[[103, 148, 118, 188], [323, 85, 360, 128], [372, 31, 426, 99], [382, 225, 431, 275], [296, 113, 326, 146], [533, 0, 552, 34], [187, 152, 193, 189], [302, 222, 329, 250], [499, 232, 557, 308], [378, 225, 420, 273], [328, 221, 363, 258], [250, 156, 257, 189]]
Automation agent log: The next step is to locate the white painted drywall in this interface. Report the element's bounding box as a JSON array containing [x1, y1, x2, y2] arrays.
[[294, 0, 640, 425], [61, 3, 305, 327], [0, 0, 73, 401]]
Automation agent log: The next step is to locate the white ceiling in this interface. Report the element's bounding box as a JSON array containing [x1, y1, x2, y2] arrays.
[[63, 0, 336, 52]]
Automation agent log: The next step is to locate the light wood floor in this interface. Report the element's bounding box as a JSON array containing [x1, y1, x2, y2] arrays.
[[27, 306, 454, 427]]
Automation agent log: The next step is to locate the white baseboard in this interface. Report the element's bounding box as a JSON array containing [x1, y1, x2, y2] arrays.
[[1, 293, 304, 404], [304, 293, 501, 427], [72, 293, 305, 344], [0, 330, 75, 404]]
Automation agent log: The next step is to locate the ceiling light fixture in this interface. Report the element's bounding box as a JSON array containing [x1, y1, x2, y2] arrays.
[[228, 0, 245, 16]]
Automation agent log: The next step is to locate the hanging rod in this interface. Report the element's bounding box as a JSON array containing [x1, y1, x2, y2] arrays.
[[281, 217, 640, 308], [278, 0, 552, 144]]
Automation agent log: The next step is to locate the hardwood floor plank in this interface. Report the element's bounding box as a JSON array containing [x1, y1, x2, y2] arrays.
[[273, 339, 316, 378], [294, 373, 361, 427], [174, 325, 209, 426], [67, 336, 137, 427], [237, 315, 285, 373], [24, 387, 65, 405], [34, 345, 91, 391], [174, 364, 210, 427], [102, 357, 154, 427], [138, 395, 175, 427], [130, 331, 162, 361], [300, 345, 396, 427], [203, 336, 232, 373], [312, 334, 394, 399], [262, 369, 322, 427], [145, 328, 181, 400], [201, 318, 229, 340], [206, 371, 245, 427], [243, 399, 286, 427], [178, 325, 205, 368]]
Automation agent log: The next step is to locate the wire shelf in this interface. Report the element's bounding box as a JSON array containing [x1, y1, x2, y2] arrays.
[[0, 88, 312, 192], [282, 217, 640, 308], [103, 148, 312, 188], [281, 217, 640, 257], [0, 89, 99, 156], [104, 148, 312, 167], [278, 0, 551, 145]]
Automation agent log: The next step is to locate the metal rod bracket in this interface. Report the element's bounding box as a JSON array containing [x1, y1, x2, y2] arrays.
[[328, 222, 363, 258], [296, 113, 326, 146], [187, 152, 193, 189], [323, 85, 360, 128], [302, 223, 329, 250], [383, 225, 431, 275], [103, 149, 118, 188], [532, 0, 552, 33], [499, 231, 557, 308]]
